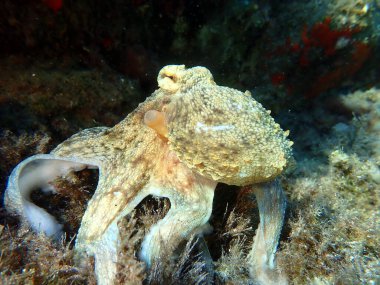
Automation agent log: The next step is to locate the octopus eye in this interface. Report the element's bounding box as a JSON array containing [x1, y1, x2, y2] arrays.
[[157, 65, 185, 92], [160, 71, 178, 84], [159, 71, 177, 83], [166, 74, 177, 82]]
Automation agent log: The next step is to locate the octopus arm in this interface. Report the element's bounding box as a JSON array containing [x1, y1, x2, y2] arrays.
[[4, 154, 101, 237], [71, 177, 149, 285], [4, 126, 126, 284], [139, 169, 217, 268], [248, 179, 288, 285], [74, 167, 218, 284]]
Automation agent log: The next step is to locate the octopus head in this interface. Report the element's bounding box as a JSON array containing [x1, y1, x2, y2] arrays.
[[145, 65, 293, 186]]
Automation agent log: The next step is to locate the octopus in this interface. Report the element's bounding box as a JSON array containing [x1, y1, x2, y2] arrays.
[[5, 65, 293, 285]]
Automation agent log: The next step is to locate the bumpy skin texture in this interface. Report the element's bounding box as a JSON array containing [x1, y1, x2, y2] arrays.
[[5, 65, 292, 285], [161, 65, 292, 185]]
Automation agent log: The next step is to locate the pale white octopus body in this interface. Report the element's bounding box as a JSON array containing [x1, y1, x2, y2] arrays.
[[5, 65, 292, 284]]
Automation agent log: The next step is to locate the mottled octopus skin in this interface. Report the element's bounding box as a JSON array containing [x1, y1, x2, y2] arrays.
[[5, 65, 292, 285], [161, 65, 291, 185]]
